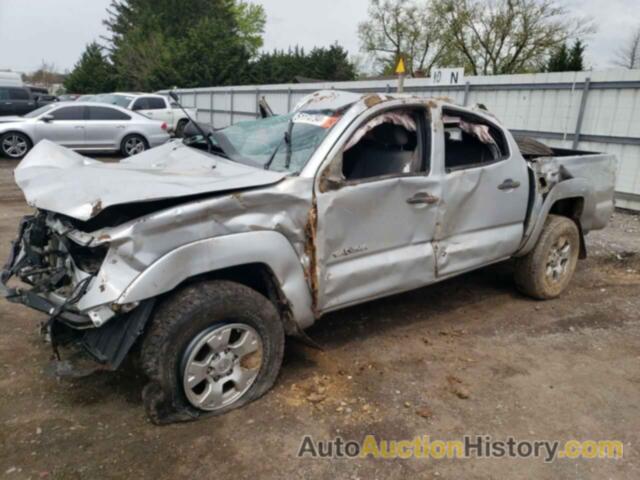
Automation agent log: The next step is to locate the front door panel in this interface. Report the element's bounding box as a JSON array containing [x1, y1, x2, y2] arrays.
[[316, 175, 441, 312], [36, 121, 86, 148]]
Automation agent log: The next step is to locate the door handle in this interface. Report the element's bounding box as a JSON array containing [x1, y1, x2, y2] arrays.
[[407, 191, 439, 205], [498, 179, 521, 190]]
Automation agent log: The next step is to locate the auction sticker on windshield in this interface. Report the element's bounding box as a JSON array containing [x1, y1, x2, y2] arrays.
[[293, 112, 340, 129]]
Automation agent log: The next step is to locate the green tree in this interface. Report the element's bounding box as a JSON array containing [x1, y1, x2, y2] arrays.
[[306, 45, 357, 81], [249, 44, 357, 84], [63, 42, 116, 94], [232, 1, 267, 59], [567, 39, 586, 71], [102, 0, 262, 90], [547, 43, 570, 72], [547, 40, 586, 72]]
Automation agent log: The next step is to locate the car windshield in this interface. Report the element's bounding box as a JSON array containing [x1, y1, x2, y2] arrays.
[[196, 112, 341, 172], [23, 104, 56, 118], [94, 94, 134, 108]]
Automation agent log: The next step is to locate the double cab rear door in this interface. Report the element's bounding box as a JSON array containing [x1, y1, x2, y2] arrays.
[[314, 101, 529, 312]]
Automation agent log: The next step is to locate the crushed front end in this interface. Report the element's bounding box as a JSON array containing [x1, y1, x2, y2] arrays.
[[1, 211, 153, 372]]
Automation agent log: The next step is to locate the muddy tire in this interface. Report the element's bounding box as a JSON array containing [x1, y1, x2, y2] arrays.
[[515, 214, 580, 300], [140, 280, 285, 425]]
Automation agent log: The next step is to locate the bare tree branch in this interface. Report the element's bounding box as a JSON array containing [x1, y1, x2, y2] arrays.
[[613, 25, 640, 69]]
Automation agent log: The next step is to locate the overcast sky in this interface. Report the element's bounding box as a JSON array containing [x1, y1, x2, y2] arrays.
[[0, 0, 638, 75]]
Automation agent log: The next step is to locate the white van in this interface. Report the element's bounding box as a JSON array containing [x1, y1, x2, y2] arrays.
[[0, 71, 24, 87]]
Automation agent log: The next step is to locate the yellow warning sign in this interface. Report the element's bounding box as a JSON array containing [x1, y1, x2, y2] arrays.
[[395, 57, 406, 75]]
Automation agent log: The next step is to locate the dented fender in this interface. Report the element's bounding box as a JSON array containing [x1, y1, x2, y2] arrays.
[[117, 230, 316, 329], [516, 177, 591, 256]]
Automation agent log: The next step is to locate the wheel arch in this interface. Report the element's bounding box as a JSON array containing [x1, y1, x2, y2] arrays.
[[117, 231, 316, 332], [120, 131, 150, 148], [0, 129, 34, 151], [517, 178, 589, 258]]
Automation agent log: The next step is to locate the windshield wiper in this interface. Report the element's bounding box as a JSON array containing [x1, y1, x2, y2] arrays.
[[284, 119, 294, 170], [264, 117, 294, 171]]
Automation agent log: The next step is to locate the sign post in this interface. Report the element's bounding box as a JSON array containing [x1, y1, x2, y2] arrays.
[[395, 57, 406, 93]]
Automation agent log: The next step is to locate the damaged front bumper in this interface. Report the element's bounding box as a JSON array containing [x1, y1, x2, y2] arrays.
[[1, 212, 153, 370]]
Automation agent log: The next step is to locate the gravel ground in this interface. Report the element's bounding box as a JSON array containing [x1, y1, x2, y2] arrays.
[[0, 157, 638, 479]]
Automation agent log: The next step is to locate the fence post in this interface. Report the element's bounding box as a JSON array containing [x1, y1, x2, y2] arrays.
[[209, 91, 214, 125], [287, 88, 292, 113], [572, 77, 591, 150], [463, 81, 471, 106], [255, 89, 260, 118], [230, 89, 234, 125]]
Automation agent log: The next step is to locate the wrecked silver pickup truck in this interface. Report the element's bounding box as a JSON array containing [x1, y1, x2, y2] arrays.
[[1, 90, 616, 424]]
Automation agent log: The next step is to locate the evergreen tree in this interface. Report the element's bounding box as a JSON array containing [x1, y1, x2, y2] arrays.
[[63, 42, 116, 94], [249, 44, 356, 84], [547, 43, 570, 72], [103, 0, 264, 90], [547, 39, 586, 72], [568, 39, 586, 71]]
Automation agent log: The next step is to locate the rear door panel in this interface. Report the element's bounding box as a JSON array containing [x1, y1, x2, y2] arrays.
[[84, 106, 131, 150], [434, 109, 529, 277]]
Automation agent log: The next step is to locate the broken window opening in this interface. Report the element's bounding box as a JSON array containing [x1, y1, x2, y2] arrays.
[[341, 109, 427, 181], [443, 110, 509, 172]]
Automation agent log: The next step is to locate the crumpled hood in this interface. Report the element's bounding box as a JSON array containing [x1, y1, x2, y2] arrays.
[[15, 140, 287, 221]]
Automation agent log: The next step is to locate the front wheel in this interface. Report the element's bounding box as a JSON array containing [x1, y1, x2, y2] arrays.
[[120, 134, 148, 157], [140, 280, 285, 424], [1, 132, 32, 159], [515, 214, 580, 299]]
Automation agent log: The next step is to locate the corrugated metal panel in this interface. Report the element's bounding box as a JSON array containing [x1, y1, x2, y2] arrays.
[[168, 69, 640, 210]]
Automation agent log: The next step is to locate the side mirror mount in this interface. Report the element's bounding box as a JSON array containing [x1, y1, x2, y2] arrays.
[[41, 114, 54, 123]]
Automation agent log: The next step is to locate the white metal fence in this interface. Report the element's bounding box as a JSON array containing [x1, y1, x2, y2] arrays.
[[171, 69, 640, 211]]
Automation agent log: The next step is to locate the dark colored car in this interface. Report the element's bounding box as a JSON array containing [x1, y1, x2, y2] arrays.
[[0, 86, 39, 116]]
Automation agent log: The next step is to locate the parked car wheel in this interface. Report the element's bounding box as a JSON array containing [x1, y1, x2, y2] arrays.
[[140, 280, 285, 425], [1, 132, 32, 159], [175, 119, 189, 138], [514, 214, 580, 300], [120, 134, 148, 157]]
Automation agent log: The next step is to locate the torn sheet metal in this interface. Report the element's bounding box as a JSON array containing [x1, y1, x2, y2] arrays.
[[344, 111, 417, 151]]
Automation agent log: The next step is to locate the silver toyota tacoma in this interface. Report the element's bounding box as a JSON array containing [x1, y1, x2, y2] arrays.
[[1, 90, 616, 424]]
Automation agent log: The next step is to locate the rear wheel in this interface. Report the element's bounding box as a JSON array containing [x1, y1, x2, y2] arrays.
[[515, 214, 580, 299], [1, 132, 32, 159], [140, 280, 285, 424], [120, 134, 148, 157]]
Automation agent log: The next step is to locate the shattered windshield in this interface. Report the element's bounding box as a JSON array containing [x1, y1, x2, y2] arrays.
[[189, 111, 341, 173]]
